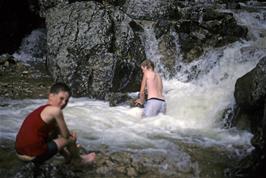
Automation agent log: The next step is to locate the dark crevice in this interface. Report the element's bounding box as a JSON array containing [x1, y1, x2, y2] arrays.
[[0, 0, 45, 54]]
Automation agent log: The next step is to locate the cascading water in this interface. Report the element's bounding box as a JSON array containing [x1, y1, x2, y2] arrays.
[[12, 28, 47, 64], [1, 3, 266, 177], [142, 21, 167, 76]]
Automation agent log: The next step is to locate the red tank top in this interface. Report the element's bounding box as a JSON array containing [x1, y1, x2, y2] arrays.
[[15, 104, 55, 156]]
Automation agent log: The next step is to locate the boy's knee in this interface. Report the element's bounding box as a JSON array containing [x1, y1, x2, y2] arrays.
[[53, 137, 68, 150]]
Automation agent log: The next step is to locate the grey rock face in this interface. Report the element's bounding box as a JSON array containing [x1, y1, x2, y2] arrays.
[[110, 8, 146, 93], [46, 2, 114, 98], [37, 0, 69, 17], [122, 0, 181, 20], [102, 0, 126, 6], [230, 56, 266, 178], [235, 56, 266, 110], [46, 1, 145, 98]]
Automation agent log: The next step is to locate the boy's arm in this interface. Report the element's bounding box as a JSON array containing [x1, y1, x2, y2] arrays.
[[139, 74, 146, 104], [135, 74, 146, 105], [41, 106, 70, 139], [53, 108, 70, 138], [52, 108, 80, 159]]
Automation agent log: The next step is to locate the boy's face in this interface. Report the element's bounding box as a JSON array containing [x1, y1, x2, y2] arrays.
[[49, 91, 70, 109]]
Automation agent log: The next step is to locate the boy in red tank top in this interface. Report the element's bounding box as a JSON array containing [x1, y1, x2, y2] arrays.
[[15, 82, 96, 165]]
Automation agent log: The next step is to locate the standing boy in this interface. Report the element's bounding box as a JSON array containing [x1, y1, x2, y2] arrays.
[[134, 60, 166, 117]]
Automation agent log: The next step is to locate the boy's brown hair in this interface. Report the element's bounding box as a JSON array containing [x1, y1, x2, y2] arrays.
[[141, 59, 154, 70], [50, 82, 72, 96]]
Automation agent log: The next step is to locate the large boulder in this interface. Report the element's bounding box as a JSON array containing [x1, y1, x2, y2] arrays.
[[230, 56, 266, 178], [46, 2, 113, 98], [233, 56, 266, 135], [46, 1, 145, 99], [235, 56, 266, 110]]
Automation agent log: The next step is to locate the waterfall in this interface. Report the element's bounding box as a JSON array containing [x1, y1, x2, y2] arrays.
[[138, 7, 266, 133], [1, 2, 266, 177], [142, 22, 166, 76], [12, 28, 47, 64]]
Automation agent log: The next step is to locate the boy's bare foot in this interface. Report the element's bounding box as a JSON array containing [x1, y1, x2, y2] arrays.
[[80, 152, 96, 165]]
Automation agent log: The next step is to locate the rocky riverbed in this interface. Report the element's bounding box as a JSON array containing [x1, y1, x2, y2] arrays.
[[0, 54, 53, 100], [0, 137, 241, 178]]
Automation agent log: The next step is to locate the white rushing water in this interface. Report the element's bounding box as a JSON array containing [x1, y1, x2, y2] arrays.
[[1, 4, 266, 168], [12, 28, 47, 64]]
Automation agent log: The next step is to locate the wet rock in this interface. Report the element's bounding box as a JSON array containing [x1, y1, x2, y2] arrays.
[[157, 32, 179, 77], [179, 7, 247, 61], [121, 0, 181, 20], [108, 8, 145, 93], [126, 167, 137, 177], [185, 46, 204, 63], [110, 152, 132, 164], [235, 56, 266, 110], [105, 92, 131, 106], [96, 166, 111, 175], [154, 20, 171, 39], [231, 56, 266, 178], [152, 5, 247, 70]]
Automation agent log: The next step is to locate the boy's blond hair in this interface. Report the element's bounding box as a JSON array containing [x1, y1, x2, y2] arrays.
[[141, 59, 154, 70]]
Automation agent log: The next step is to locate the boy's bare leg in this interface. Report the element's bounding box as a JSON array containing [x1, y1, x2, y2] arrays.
[[66, 142, 81, 160], [53, 137, 79, 162], [67, 143, 96, 165], [59, 148, 71, 164], [54, 135, 96, 165]]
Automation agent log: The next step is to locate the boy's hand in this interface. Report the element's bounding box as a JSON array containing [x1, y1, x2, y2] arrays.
[[134, 99, 143, 107], [69, 131, 77, 142]]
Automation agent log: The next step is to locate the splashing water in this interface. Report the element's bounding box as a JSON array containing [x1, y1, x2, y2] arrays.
[[12, 28, 47, 64], [2, 43, 262, 157]]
